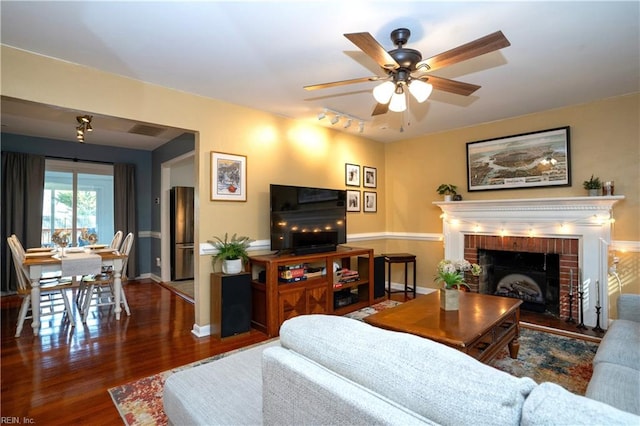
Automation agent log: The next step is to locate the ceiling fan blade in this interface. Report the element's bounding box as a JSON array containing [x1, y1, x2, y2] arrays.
[[415, 31, 510, 72], [304, 75, 384, 91], [344, 32, 399, 70], [418, 75, 480, 96], [372, 102, 389, 116]]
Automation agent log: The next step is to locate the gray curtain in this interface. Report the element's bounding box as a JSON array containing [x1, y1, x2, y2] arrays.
[[2, 152, 45, 293], [114, 163, 138, 280]]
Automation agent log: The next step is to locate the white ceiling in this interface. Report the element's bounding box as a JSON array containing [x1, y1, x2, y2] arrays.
[[1, 1, 639, 149]]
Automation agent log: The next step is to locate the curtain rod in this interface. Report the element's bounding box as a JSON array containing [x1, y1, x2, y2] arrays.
[[46, 155, 114, 165]]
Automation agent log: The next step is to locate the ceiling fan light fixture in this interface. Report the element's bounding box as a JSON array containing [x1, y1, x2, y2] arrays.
[[330, 114, 340, 125], [343, 119, 352, 129], [318, 109, 327, 120], [373, 81, 395, 104], [358, 121, 364, 133], [389, 89, 407, 112], [409, 79, 433, 103]]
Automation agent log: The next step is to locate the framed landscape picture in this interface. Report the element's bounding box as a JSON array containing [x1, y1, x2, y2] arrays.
[[345, 163, 360, 187], [211, 151, 247, 201], [346, 190, 361, 212], [466, 126, 571, 192]]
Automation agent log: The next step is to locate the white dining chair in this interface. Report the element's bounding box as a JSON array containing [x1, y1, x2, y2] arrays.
[[80, 232, 133, 323], [110, 230, 123, 250], [77, 230, 124, 308], [7, 236, 78, 337]]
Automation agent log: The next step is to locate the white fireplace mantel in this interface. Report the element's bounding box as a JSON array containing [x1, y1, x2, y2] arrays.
[[433, 195, 625, 327]]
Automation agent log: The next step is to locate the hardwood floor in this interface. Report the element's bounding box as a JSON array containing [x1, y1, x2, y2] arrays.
[[1, 282, 603, 424], [0, 279, 269, 425]]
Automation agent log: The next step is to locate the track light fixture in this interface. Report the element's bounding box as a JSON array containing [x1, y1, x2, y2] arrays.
[[75, 115, 93, 143], [318, 108, 365, 134]]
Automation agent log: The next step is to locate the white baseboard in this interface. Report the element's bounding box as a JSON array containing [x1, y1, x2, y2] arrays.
[[191, 323, 211, 337]]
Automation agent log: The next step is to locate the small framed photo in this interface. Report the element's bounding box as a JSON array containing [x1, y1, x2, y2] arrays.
[[363, 166, 377, 188], [345, 163, 360, 187], [363, 191, 377, 213], [211, 151, 247, 201], [346, 190, 361, 212]]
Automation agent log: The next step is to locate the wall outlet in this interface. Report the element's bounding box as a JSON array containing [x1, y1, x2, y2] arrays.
[[156, 257, 161, 267]]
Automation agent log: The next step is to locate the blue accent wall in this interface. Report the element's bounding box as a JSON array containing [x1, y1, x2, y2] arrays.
[[150, 133, 195, 278], [1, 133, 153, 275]]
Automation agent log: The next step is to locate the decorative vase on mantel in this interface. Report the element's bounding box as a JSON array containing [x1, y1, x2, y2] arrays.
[[440, 288, 460, 311]]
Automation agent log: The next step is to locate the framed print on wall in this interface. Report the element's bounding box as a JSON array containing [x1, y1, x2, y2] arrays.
[[363, 166, 377, 188], [466, 126, 571, 192], [211, 151, 247, 201], [345, 163, 360, 187], [363, 191, 377, 213], [346, 190, 361, 212]]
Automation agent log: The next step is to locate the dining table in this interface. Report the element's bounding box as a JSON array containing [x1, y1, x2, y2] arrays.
[[23, 246, 127, 336]]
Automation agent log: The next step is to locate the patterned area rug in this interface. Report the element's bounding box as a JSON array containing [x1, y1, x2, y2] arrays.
[[109, 300, 598, 425], [109, 339, 276, 426]]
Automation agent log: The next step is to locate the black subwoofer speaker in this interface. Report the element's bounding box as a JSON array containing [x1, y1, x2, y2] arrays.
[[358, 255, 385, 299], [211, 272, 252, 338]]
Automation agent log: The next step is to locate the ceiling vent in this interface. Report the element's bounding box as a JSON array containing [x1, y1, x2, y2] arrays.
[[128, 124, 166, 137]]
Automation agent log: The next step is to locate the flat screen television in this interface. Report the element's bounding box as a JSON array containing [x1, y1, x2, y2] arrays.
[[270, 184, 347, 255]]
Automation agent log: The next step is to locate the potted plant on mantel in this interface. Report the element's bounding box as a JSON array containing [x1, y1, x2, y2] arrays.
[[436, 184, 458, 202], [434, 259, 482, 311], [209, 233, 254, 274], [582, 174, 602, 197]]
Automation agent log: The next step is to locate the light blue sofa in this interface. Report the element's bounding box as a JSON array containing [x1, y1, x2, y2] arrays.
[[163, 298, 640, 425], [586, 294, 640, 415]]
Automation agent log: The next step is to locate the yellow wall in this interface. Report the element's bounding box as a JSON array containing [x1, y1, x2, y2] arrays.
[[385, 94, 640, 315], [1, 46, 386, 328], [2, 45, 637, 324]]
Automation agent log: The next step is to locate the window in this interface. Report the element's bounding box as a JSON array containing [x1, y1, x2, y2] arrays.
[[42, 160, 114, 247]]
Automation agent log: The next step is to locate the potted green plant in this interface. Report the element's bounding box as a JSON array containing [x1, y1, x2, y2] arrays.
[[582, 174, 602, 196], [209, 233, 254, 274], [436, 184, 458, 202]]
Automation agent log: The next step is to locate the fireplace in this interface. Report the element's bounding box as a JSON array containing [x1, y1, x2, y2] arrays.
[[434, 196, 623, 329], [478, 249, 559, 314]]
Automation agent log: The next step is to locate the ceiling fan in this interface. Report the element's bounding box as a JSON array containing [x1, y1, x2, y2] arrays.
[[304, 28, 510, 116]]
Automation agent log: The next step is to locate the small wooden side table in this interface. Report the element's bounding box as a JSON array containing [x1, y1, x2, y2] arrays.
[[382, 253, 416, 299]]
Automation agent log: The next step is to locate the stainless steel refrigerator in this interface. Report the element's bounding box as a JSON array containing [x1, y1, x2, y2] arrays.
[[170, 186, 194, 281]]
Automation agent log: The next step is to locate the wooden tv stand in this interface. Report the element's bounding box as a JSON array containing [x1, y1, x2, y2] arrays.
[[249, 246, 375, 337]]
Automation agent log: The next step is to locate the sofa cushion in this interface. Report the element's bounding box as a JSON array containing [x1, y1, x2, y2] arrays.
[[523, 382, 639, 425], [617, 294, 640, 323], [263, 346, 437, 425], [586, 361, 640, 415], [279, 314, 537, 426], [162, 339, 279, 425], [593, 319, 640, 370]]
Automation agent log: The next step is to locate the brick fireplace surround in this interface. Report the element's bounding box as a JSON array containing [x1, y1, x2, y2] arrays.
[[434, 196, 624, 329], [463, 234, 577, 319]]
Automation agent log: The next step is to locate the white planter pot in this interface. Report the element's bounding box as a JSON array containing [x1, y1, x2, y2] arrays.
[[444, 195, 453, 202], [222, 258, 243, 274], [440, 288, 460, 311]]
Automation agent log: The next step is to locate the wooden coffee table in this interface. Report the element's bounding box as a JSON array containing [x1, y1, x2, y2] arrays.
[[364, 291, 522, 363]]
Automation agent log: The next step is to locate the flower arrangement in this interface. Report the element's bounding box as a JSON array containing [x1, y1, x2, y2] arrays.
[[51, 229, 70, 246], [435, 259, 481, 290]]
